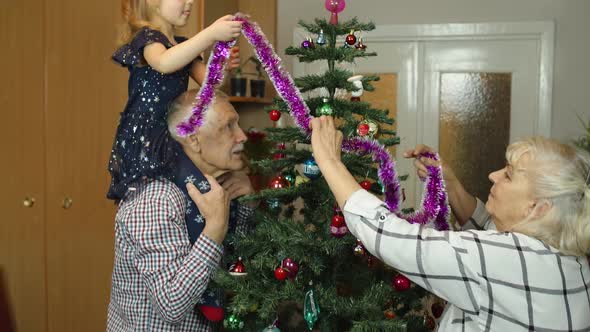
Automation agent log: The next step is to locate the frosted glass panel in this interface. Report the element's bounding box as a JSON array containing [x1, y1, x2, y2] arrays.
[[439, 73, 511, 202]]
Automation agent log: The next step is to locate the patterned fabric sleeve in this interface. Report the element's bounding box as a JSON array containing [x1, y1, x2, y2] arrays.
[[128, 189, 223, 323], [343, 189, 483, 313], [112, 28, 171, 67]]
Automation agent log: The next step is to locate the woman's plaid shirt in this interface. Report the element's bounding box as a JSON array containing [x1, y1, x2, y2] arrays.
[[343, 189, 590, 331]]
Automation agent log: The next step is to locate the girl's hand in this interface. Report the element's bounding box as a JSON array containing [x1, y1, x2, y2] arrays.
[[205, 15, 242, 42], [310, 116, 343, 167]]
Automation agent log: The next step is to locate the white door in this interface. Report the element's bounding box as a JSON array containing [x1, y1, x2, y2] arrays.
[[418, 38, 545, 205], [293, 22, 554, 209]]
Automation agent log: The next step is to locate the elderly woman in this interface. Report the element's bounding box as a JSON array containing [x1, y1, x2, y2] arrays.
[[310, 116, 590, 331]]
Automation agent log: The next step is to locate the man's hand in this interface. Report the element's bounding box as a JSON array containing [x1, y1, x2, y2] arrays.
[[217, 171, 258, 208], [187, 174, 230, 245]]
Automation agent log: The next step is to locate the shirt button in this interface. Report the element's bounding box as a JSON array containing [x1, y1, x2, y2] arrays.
[[379, 214, 386, 221]]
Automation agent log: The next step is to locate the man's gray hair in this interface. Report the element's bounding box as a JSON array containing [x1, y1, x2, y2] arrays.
[[167, 89, 229, 141]]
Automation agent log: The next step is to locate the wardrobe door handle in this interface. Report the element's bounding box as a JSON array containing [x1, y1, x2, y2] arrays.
[[62, 197, 73, 209], [23, 197, 36, 208]]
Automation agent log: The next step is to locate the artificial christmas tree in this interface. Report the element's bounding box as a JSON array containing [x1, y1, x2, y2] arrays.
[[207, 6, 449, 332]]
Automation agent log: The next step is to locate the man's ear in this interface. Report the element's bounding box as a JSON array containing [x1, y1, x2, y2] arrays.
[[186, 133, 201, 154]]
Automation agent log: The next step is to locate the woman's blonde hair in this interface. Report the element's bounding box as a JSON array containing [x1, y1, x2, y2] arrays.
[[508, 137, 590, 256], [117, 0, 158, 46]]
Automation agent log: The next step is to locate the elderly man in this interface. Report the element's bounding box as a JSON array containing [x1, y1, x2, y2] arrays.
[[107, 89, 255, 331]]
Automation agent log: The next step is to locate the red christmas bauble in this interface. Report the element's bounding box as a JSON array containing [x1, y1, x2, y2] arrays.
[[345, 32, 357, 45], [392, 274, 411, 291], [330, 214, 348, 238], [357, 123, 370, 136], [356, 119, 379, 137], [331, 214, 345, 227], [268, 176, 289, 189], [282, 258, 299, 279], [228, 257, 247, 276], [269, 109, 281, 121], [360, 180, 372, 191], [431, 303, 444, 318], [274, 266, 288, 280], [384, 309, 396, 319]]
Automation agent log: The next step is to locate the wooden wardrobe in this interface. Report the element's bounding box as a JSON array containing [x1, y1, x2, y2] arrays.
[[0, 1, 275, 331]]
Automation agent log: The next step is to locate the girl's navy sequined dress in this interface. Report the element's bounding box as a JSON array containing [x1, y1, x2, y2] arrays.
[[108, 27, 198, 200]]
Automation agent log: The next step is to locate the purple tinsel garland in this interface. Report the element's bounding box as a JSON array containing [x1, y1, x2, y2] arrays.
[[176, 13, 449, 230]]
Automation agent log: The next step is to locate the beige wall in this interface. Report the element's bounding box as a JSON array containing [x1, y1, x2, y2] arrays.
[[277, 0, 590, 142]]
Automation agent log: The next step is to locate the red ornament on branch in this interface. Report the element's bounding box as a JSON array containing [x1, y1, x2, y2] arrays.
[[282, 258, 300, 279], [274, 266, 288, 280], [330, 214, 348, 238], [268, 176, 289, 189], [357, 123, 370, 136], [228, 257, 247, 276], [360, 180, 372, 191], [269, 109, 281, 121], [392, 274, 411, 291], [431, 303, 445, 319], [345, 30, 357, 45]]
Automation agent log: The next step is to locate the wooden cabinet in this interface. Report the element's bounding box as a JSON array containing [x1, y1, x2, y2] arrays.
[[43, 1, 127, 330], [1, 2, 47, 331], [1, 0, 128, 330], [0, 1, 274, 331]]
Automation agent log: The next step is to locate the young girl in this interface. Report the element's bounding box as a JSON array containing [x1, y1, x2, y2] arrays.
[[107, 0, 242, 200]]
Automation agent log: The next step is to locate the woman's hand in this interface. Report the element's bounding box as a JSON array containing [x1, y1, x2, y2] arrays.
[[309, 116, 361, 210], [310, 116, 343, 167], [404, 144, 478, 225], [403, 144, 458, 184], [186, 174, 230, 245]]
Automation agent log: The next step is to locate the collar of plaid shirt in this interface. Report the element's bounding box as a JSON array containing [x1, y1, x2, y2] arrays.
[[171, 150, 239, 320]]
